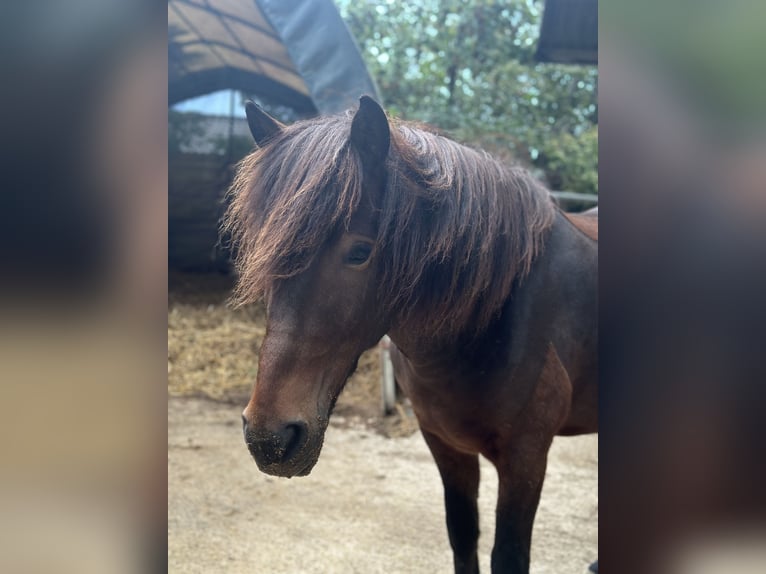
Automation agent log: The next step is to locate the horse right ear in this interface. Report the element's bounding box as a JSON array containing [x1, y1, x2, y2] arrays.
[[245, 100, 284, 147], [350, 95, 390, 168]]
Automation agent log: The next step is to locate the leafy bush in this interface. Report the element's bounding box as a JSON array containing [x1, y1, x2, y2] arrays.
[[337, 0, 597, 196]]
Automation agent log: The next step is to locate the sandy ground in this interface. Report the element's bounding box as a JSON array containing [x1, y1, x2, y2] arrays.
[[168, 397, 597, 574]]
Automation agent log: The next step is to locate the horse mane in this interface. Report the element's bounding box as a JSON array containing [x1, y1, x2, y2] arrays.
[[223, 110, 556, 337]]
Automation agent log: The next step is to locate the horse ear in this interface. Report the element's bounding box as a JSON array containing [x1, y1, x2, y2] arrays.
[[245, 100, 284, 146], [350, 95, 390, 167]]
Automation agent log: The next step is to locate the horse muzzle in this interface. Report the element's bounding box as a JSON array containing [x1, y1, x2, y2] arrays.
[[242, 417, 323, 478]]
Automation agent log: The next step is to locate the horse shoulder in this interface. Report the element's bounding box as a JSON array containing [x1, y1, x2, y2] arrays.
[[564, 212, 598, 241]]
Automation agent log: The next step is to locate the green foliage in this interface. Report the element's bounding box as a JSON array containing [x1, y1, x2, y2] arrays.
[[336, 0, 597, 195], [540, 126, 598, 195]]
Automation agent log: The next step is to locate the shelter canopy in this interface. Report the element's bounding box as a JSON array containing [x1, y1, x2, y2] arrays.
[[169, 0, 379, 114]]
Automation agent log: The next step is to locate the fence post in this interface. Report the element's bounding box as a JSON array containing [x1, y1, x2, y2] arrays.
[[379, 336, 396, 415]]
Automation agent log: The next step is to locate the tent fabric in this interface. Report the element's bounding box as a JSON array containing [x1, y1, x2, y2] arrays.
[[168, 0, 380, 114], [536, 0, 597, 64]]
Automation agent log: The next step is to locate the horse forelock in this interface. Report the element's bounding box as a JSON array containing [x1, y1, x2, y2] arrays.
[[223, 111, 556, 338], [223, 112, 363, 305]]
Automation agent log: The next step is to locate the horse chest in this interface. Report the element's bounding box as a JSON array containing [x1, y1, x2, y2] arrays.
[[394, 358, 512, 456], [413, 392, 499, 455]]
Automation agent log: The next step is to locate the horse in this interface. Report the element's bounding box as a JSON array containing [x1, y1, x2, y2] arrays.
[[227, 96, 598, 574]]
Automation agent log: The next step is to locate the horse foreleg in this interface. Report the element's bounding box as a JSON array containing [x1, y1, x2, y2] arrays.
[[490, 439, 549, 574], [491, 345, 571, 573], [422, 429, 481, 574]]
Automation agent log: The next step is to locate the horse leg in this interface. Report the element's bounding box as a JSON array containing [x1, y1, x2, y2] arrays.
[[491, 346, 571, 573], [422, 429, 481, 574], [490, 439, 549, 574]]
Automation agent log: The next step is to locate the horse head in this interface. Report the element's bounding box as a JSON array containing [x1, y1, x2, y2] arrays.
[[237, 97, 390, 477]]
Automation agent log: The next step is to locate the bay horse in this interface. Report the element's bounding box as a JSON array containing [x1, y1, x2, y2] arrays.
[[227, 96, 598, 574]]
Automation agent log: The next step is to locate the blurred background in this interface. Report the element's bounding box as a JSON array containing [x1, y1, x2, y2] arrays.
[[600, 2, 766, 573], [0, 1, 167, 573]]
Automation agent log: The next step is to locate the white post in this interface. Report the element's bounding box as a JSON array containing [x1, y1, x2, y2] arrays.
[[379, 335, 396, 415]]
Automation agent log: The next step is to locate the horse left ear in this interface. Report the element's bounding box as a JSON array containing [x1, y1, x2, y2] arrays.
[[350, 95, 390, 167], [245, 100, 284, 147]]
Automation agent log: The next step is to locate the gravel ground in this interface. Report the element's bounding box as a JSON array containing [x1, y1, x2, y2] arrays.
[[168, 397, 597, 574]]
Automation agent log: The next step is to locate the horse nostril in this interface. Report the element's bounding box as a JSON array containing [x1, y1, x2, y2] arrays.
[[245, 420, 309, 468], [241, 414, 247, 431], [279, 421, 308, 462]]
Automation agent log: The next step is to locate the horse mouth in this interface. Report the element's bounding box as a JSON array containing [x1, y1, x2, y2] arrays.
[[253, 451, 319, 478], [247, 430, 325, 479]]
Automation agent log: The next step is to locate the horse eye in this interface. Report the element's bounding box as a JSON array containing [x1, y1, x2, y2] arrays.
[[344, 242, 373, 266]]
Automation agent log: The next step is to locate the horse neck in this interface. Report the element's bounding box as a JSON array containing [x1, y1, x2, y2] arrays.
[[385, 309, 497, 366], [384, 210, 583, 365], [385, 329, 453, 372]]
